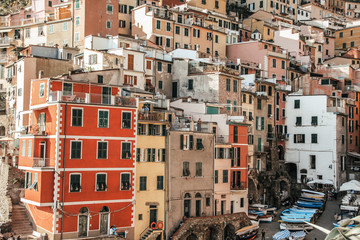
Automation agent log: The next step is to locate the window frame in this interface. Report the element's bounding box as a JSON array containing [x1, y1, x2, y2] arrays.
[[121, 141, 132, 159], [97, 141, 108, 159], [71, 107, 83, 127], [69, 173, 81, 192], [122, 111, 132, 129], [70, 140, 82, 159], [139, 176, 147, 191], [120, 172, 131, 190], [95, 173, 107, 192], [98, 109, 109, 128]]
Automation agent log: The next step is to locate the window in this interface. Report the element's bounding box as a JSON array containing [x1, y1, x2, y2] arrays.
[[177, 15, 182, 23], [121, 142, 131, 159], [75, 0, 80, 9], [121, 173, 131, 190], [122, 112, 131, 129], [188, 79, 194, 90], [223, 170, 228, 183], [156, 20, 161, 29], [215, 35, 219, 43], [119, 4, 127, 13], [281, 60, 285, 69], [342, 135, 345, 144], [202, 0, 206, 4], [71, 141, 82, 159], [311, 134, 318, 143], [166, 38, 171, 48], [183, 162, 190, 176], [139, 176, 147, 190], [29, 172, 38, 191], [22, 140, 26, 157], [88, 54, 98, 65], [96, 174, 107, 191], [159, 81, 163, 89], [184, 28, 189, 36], [343, 43, 346, 49], [243, 94, 246, 103], [75, 32, 80, 43], [196, 162, 202, 176], [215, 0, 219, 8], [272, 59, 277, 68], [311, 116, 318, 126], [75, 16, 80, 26], [39, 83, 45, 97], [119, 20, 126, 28], [196, 139, 204, 150], [107, 5, 113, 13], [294, 99, 300, 109], [296, 117, 302, 126], [207, 32, 212, 41], [351, 41, 355, 47], [283, 94, 286, 101], [157, 62, 162, 72], [206, 197, 210, 206], [175, 26, 180, 34], [25, 28, 30, 38], [310, 155, 316, 169], [233, 80, 238, 92], [167, 64, 172, 73], [70, 174, 81, 192], [49, 25, 54, 34], [166, 22, 171, 31], [106, 21, 111, 29], [71, 108, 83, 127], [28, 140, 32, 157], [98, 110, 109, 128], [234, 101, 237, 112], [226, 78, 231, 91], [155, 36, 163, 46], [339, 32, 343, 38], [215, 170, 218, 183], [63, 22, 68, 31], [157, 176, 164, 190], [97, 142, 108, 159], [293, 134, 305, 143], [240, 198, 244, 208], [257, 99, 262, 110]]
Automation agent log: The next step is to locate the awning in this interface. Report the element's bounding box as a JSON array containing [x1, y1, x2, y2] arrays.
[[348, 152, 360, 159], [0, 29, 12, 33]]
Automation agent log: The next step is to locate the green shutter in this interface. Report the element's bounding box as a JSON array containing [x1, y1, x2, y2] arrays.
[[189, 135, 194, 150], [294, 134, 296, 143], [256, 117, 259, 130], [180, 135, 184, 149], [261, 117, 265, 130]]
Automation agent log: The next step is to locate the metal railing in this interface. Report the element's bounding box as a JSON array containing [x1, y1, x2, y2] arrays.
[[33, 158, 50, 168], [231, 181, 247, 190], [0, 37, 13, 46], [49, 91, 137, 107], [22, 125, 47, 135], [138, 112, 167, 121]]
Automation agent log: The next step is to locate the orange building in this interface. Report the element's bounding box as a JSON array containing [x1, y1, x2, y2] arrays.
[[229, 123, 249, 213], [18, 78, 137, 239]]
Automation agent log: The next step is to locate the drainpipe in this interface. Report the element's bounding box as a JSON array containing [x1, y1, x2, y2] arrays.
[[60, 103, 68, 240], [165, 132, 170, 240], [213, 135, 216, 216]]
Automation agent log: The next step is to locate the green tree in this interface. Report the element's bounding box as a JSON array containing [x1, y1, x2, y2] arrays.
[[0, 0, 30, 15]]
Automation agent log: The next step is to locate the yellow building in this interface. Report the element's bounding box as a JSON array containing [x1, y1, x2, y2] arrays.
[[134, 102, 171, 240]]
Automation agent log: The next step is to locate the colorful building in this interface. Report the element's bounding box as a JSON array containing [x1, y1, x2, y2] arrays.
[[18, 77, 137, 239]]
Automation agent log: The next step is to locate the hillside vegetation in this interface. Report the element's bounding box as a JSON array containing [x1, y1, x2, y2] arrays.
[[0, 0, 30, 15]]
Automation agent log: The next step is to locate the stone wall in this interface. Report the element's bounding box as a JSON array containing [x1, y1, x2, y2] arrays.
[[171, 212, 251, 240], [0, 162, 10, 224]]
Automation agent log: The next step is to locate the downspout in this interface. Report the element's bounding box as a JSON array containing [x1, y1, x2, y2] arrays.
[[60, 103, 68, 240], [165, 131, 170, 239], [213, 135, 216, 216]]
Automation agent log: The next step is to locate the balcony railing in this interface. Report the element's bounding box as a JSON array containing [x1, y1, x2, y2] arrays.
[[22, 125, 47, 135], [33, 158, 50, 168], [216, 135, 229, 144], [138, 112, 167, 121], [231, 181, 247, 190], [267, 132, 275, 140], [277, 133, 289, 140], [49, 91, 137, 107], [0, 37, 13, 46]]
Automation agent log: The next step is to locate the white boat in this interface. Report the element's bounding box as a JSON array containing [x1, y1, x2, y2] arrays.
[[340, 205, 359, 211], [301, 189, 325, 196], [259, 215, 272, 223], [279, 223, 314, 231]]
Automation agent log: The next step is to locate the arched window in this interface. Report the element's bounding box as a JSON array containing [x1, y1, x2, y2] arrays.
[[184, 193, 191, 198], [195, 192, 202, 198], [79, 207, 88, 214]]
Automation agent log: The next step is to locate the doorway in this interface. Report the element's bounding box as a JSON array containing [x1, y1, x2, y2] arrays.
[[99, 206, 109, 235], [78, 207, 88, 237], [172, 82, 178, 98], [149, 205, 157, 226]]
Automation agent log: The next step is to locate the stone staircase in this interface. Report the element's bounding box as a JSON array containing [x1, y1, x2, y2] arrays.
[[140, 229, 162, 240], [11, 204, 34, 238]]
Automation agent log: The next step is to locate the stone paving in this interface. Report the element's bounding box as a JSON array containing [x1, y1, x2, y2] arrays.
[[255, 198, 341, 240]]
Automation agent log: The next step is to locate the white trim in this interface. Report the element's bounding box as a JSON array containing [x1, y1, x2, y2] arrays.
[[69, 173, 82, 193], [63, 198, 134, 206], [97, 141, 108, 159], [121, 111, 132, 129], [95, 172, 107, 192], [19, 135, 136, 140], [98, 109, 109, 128], [18, 166, 55, 171], [58, 168, 135, 171], [70, 107, 83, 127], [231, 143, 248, 146], [231, 167, 248, 170], [30, 102, 57, 110], [70, 140, 83, 159], [21, 198, 53, 207]]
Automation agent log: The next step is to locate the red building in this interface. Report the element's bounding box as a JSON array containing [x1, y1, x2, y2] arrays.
[[18, 78, 137, 239]]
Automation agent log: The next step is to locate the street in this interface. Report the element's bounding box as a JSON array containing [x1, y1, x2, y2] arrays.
[[255, 198, 340, 239]]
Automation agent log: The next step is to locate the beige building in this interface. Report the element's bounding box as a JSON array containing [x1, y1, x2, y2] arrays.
[[166, 128, 215, 238]]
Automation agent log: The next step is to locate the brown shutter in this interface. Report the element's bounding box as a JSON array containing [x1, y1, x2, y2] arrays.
[[134, 76, 137, 85], [128, 54, 134, 70]]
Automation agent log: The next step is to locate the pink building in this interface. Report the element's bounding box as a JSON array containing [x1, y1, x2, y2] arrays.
[[227, 41, 288, 81]]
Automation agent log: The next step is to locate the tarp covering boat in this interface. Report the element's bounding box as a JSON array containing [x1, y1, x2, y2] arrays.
[[339, 180, 360, 192], [273, 230, 290, 240], [290, 231, 306, 240]]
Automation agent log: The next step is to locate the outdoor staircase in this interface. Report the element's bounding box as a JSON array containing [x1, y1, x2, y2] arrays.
[[11, 204, 34, 238], [141, 229, 162, 240]]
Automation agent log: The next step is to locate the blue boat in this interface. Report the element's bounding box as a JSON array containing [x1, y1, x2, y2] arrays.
[[298, 196, 324, 202], [296, 200, 323, 208], [280, 215, 312, 223], [281, 209, 314, 217], [289, 207, 318, 214], [248, 210, 263, 216]]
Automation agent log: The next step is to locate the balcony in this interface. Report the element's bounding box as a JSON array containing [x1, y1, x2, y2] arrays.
[[138, 112, 168, 121], [22, 125, 47, 136], [49, 91, 137, 107], [231, 181, 247, 190], [32, 158, 50, 168], [327, 106, 346, 114], [0, 53, 7, 64], [256, 91, 267, 97], [0, 37, 13, 46], [277, 133, 289, 141], [216, 135, 229, 144]]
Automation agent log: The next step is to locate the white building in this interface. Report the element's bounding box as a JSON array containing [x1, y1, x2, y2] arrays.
[[285, 93, 347, 189]]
